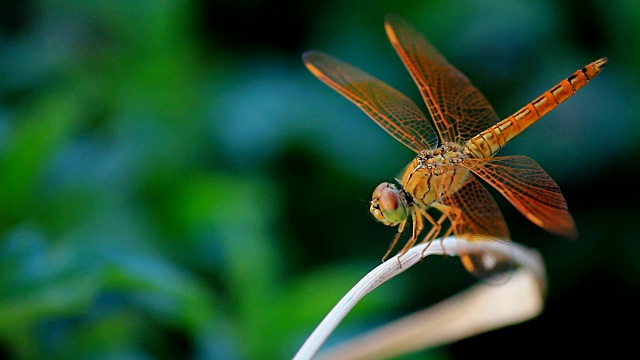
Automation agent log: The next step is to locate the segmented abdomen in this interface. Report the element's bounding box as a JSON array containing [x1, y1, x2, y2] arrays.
[[465, 58, 607, 159]]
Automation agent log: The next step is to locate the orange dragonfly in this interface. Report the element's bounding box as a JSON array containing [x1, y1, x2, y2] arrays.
[[303, 14, 606, 281]]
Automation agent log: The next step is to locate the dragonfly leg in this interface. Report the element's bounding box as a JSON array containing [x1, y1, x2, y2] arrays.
[[381, 219, 407, 262], [438, 207, 461, 257], [392, 213, 424, 267], [419, 212, 448, 259], [396, 212, 425, 257]]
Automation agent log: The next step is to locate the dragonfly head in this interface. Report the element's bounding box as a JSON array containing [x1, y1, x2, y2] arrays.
[[370, 182, 408, 226]]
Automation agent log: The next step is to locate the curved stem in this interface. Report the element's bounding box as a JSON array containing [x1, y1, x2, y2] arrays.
[[293, 236, 546, 360]]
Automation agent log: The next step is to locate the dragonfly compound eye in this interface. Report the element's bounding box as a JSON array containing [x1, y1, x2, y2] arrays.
[[370, 182, 408, 226]]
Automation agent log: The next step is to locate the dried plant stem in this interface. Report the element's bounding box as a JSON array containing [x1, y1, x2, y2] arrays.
[[293, 236, 546, 360]]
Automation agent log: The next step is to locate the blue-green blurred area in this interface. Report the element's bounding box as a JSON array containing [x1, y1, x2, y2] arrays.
[[0, 0, 636, 359]]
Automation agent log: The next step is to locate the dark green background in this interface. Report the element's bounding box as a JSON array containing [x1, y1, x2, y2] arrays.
[[0, 0, 635, 359]]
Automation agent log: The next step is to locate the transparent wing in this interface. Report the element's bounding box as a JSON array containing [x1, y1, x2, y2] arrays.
[[384, 14, 501, 144], [465, 156, 578, 238], [303, 50, 438, 152], [437, 173, 514, 283]]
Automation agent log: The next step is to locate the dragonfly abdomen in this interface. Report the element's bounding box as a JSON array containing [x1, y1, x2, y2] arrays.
[[465, 57, 608, 159]]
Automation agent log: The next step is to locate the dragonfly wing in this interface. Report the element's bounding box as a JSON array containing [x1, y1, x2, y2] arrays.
[[303, 50, 438, 152], [384, 14, 501, 144], [437, 173, 513, 283], [465, 156, 578, 238]]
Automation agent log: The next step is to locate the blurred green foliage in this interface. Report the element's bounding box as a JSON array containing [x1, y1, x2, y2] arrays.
[[0, 0, 637, 359]]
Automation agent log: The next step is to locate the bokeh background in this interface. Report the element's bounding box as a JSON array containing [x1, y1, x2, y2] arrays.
[[0, 0, 636, 359]]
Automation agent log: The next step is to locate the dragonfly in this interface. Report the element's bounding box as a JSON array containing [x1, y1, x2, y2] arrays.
[[302, 14, 607, 281]]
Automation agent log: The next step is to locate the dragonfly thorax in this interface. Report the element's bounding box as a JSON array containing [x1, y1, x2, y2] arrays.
[[400, 142, 471, 207], [369, 142, 470, 227], [417, 142, 467, 169]]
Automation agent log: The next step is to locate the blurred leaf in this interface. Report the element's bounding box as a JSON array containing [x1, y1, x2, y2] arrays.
[[101, 250, 217, 334], [0, 88, 84, 225]]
